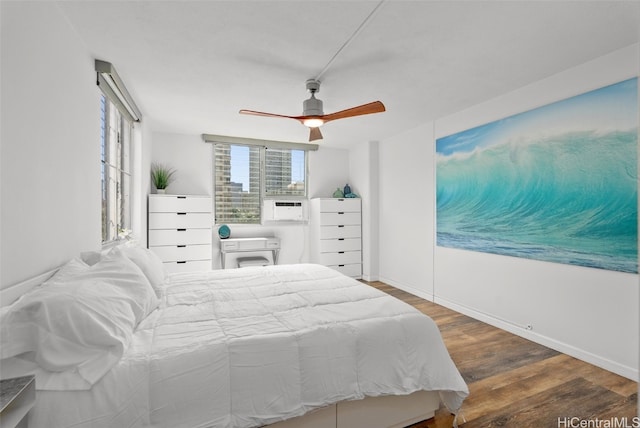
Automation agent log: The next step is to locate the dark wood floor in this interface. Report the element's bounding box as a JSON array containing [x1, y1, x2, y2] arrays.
[[365, 281, 638, 428]]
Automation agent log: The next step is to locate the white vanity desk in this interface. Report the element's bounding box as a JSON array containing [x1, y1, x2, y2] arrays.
[[219, 237, 280, 269]]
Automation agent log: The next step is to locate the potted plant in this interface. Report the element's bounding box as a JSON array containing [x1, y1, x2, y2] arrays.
[[151, 162, 176, 194]]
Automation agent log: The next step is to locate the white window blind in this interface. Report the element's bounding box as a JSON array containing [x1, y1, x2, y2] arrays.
[[100, 94, 132, 242], [96, 60, 139, 243]]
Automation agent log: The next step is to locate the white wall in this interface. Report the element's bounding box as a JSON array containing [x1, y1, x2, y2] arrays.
[[1, 2, 101, 288], [150, 132, 350, 268], [379, 44, 639, 380], [378, 122, 436, 295], [1, 2, 152, 289], [349, 141, 380, 281]]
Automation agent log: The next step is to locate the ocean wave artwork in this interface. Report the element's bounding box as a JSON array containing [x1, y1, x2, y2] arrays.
[[436, 78, 638, 273]]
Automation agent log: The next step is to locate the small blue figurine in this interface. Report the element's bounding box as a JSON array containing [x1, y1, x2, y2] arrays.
[[343, 183, 351, 196]]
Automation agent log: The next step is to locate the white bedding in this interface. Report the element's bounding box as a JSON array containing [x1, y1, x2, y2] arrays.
[[7, 264, 468, 428]]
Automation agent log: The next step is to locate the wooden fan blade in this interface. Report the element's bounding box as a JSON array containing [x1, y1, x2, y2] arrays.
[[322, 101, 385, 123], [239, 109, 300, 120], [309, 127, 323, 141]]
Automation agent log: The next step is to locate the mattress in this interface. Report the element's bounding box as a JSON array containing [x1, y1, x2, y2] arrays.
[[11, 263, 468, 428]]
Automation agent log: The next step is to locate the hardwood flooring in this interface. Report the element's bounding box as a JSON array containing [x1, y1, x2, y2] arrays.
[[365, 281, 638, 428]]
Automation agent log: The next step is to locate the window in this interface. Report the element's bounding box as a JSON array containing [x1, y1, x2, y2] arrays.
[[100, 94, 132, 242], [96, 60, 141, 243], [213, 143, 309, 225], [214, 144, 262, 224], [265, 148, 306, 197]]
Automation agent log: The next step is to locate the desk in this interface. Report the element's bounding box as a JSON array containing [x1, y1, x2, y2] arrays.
[[0, 375, 35, 428], [219, 237, 280, 269]]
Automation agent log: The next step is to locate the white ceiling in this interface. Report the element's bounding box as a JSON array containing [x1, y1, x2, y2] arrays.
[[57, 1, 640, 149]]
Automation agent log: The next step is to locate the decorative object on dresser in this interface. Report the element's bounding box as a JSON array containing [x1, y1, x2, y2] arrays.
[[150, 162, 176, 194], [310, 198, 362, 278], [0, 375, 35, 428], [218, 224, 231, 239], [148, 194, 212, 273]]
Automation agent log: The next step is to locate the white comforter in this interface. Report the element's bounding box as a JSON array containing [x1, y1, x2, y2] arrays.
[[26, 264, 468, 428]]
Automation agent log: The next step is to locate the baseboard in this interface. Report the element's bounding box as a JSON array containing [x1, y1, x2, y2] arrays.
[[377, 276, 435, 302], [434, 294, 639, 382]]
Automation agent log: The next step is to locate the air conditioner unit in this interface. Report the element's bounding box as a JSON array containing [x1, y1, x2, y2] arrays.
[[263, 200, 308, 222]]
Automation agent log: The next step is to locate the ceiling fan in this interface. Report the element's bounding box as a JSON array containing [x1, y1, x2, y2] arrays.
[[239, 79, 385, 142]]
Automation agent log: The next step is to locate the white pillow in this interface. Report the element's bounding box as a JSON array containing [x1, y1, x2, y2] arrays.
[[80, 250, 103, 266], [0, 250, 158, 389], [42, 257, 90, 286], [116, 246, 167, 295]]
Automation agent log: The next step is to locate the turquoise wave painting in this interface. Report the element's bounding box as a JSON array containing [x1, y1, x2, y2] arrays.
[[436, 78, 638, 273]]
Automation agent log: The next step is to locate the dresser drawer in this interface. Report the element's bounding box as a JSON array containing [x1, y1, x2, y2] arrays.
[[318, 251, 361, 266], [329, 263, 362, 278], [150, 244, 212, 262], [149, 195, 211, 213], [319, 225, 361, 239], [318, 198, 361, 212], [320, 238, 362, 253], [149, 229, 211, 246], [319, 212, 361, 226], [149, 212, 211, 229], [220, 237, 280, 252], [163, 260, 211, 273]]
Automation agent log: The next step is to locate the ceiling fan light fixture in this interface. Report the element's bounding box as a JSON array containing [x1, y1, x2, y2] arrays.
[[303, 117, 325, 128]]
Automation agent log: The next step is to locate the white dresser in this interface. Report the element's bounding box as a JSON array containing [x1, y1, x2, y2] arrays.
[[310, 198, 362, 278], [148, 194, 212, 273]]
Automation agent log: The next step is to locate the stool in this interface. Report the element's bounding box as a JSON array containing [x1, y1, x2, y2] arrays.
[[237, 256, 270, 268]]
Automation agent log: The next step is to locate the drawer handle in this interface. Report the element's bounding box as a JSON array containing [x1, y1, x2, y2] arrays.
[[337, 199, 344, 201], [338, 238, 345, 241], [338, 264, 345, 267], [177, 212, 186, 215], [177, 228, 186, 232], [177, 196, 186, 199], [177, 261, 187, 264], [338, 225, 344, 228], [177, 245, 186, 248], [338, 212, 344, 215], [338, 251, 345, 254]]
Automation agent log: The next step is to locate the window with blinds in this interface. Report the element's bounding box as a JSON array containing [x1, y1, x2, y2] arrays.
[[214, 144, 307, 224], [96, 60, 139, 244], [100, 94, 132, 242]]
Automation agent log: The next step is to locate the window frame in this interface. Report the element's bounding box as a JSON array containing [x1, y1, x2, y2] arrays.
[[212, 141, 311, 225]]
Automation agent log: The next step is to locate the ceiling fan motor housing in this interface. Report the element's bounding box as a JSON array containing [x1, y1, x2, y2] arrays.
[[303, 79, 324, 116], [303, 95, 324, 116]]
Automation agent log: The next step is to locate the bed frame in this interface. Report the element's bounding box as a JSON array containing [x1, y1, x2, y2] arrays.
[[268, 390, 440, 428], [1, 268, 442, 428]]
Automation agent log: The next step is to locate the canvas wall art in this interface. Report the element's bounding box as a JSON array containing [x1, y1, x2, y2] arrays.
[[436, 78, 638, 273]]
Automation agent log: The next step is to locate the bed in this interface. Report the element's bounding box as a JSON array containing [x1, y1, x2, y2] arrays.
[[0, 245, 468, 428]]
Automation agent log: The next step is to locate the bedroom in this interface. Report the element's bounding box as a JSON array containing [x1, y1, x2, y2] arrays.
[[1, 1, 638, 427]]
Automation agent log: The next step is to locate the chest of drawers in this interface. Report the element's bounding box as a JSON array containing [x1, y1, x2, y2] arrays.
[[310, 198, 362, 278], [148, 195, 212, 273]]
